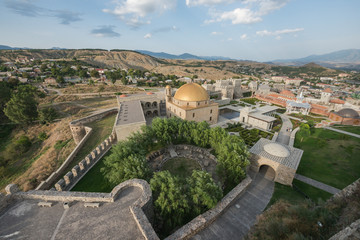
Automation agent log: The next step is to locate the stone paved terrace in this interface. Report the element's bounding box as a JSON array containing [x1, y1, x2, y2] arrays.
[[191, 171, 274, 240], [0, 187, 145, 240]]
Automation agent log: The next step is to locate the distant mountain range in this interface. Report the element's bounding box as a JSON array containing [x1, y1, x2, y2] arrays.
[[0, 45, 66, 50], [270, 49, 360, 70], [2, 44, 360, 70], [135, 50, 235, 61]]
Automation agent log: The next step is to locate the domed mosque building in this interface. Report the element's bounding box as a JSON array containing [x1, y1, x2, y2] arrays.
[[329, 108, 360, 125], [165, 83, 219, 124]]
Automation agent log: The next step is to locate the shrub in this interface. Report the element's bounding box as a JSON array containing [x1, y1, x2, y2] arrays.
[[54, 139, 70, 150], [38, 132, 48, 141]]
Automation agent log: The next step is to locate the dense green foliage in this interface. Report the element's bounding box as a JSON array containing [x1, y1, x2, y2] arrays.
[[103, 117, 250, 189], [102, 117, 248, 236], [187, 170, 223, 216], [4, 85, 40, 125], [150, 170, 223, 236], [150, 171, 190, 232], [39, 107, 58, 124]]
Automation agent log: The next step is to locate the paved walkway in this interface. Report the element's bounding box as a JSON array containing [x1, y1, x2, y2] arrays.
[[276, 114, 293, 145], [324, 127, 360, 139], [191, 172, 274, 240], [294, 174, 341, 194]]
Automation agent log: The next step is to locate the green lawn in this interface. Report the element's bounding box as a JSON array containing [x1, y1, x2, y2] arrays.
[[162, 157, 201, 179], [62, 113, 116, 175], [295, 128, 360, 189], [332, 125, 360, 135], [71, 151, 115, 193], [240, 98, 260, 105], [268, 180, 333, 208]]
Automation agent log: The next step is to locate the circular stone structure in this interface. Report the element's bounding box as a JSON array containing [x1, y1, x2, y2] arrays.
[[173, 83, 209, 102], [336, 108, 359, 118], [263, 142, 290, 158]]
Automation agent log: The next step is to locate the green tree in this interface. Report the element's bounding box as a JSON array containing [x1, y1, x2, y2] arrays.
[[0, 82, 11, 122], [79, 69, 89, 78], [90, 69, 100, 78], [150, 171, 190, 229], [187, 170, 223, 216], [39, 107, 57, 123], [56, 76, 65, 84], [299, 123, 311, 142], [216, 135, 250, 190], [102, 143, 150, 184], [40, 64, 47, 72], [4, 85, 39, 125]]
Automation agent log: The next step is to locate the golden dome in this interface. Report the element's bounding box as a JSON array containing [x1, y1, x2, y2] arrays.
[[166, 85, 171, 89], [174, 83, 209, 102]]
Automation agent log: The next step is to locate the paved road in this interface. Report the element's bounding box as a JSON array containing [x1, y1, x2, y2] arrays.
[[294, 174, 341, 194], [191, 172, 274, 240], [324, 126, 360, 139], [276, 114, 293, 145]]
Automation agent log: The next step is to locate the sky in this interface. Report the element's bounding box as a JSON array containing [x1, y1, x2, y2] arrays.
[[0, 0, 359, 61]]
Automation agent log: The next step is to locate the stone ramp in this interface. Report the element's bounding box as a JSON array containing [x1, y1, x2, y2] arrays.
[[191, 173, 274, 240]]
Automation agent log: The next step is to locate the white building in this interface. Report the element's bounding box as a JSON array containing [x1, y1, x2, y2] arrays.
[[239, 105, 278, 131]]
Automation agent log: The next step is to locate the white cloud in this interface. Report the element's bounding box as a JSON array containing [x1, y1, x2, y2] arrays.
[[91, 25, 120, 38], [211, 31, 223, 35], [240, 33, 247, 39], [256, 28, 304, 36], [144, 33, 152, 39], [227, 37, 233, 41], [186, 0, 235, 7], [201, 0, 289, 25], [213, 8, 262, 24], [103, 0, 176, 27]]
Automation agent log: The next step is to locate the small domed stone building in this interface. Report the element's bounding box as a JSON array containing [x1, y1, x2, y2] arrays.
[[166, 83, 219, 124], [329, 108, 360, 125]]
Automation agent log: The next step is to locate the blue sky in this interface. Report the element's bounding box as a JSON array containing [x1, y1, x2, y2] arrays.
[[0, 0, 359, 61]]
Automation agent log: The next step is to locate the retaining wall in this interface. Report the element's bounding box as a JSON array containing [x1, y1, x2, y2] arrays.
[[70, 107, 118, 144], [54, 131, 117, 191], [36, 126, 93, 190], [289, 127, 300, 147], [165, 176, 252, 240]]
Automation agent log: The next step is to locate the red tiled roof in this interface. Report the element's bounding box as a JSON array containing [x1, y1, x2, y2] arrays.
[[329, 98, 345, 104], [311, 103, 328, 109], [280, 90, 295, 97], [323, 88, 332, 93]]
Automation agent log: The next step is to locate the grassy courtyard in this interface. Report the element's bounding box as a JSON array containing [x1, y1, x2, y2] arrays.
[[294, 128, 360, 189], [162, 157, 201, 179], [240, 98, 260, 105], [71, 151, 115, 192]]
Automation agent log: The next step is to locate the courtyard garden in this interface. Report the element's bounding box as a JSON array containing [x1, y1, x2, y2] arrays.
[[72, 117, 250, 237], [240, 97, 261, 105], [226, 122, 274, 147], [295, 128, 360, 189], [289, 112, 326, 123], [162, 157, 201, 179]]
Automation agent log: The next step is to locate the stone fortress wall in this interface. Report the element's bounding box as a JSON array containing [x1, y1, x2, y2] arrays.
[[36, 108, 119, 191], [1, 179, 158, 240], [54, 131, 116, 191]]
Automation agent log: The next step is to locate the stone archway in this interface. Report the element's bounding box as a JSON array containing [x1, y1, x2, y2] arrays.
[[145, 102, 151, 108], [259, 165, 276, 181], [152, 101, 158, 108], [153, 110, 159, 116], [146, 111, 153, 117]]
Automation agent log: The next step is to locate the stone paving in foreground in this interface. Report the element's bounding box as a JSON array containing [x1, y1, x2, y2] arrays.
[[191, 171, 274, 240], [0, 187, 144, 240]]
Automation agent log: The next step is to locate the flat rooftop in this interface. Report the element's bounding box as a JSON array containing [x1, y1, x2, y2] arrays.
[[116, 100, 146, 126], [0, 187, 144, 240], [249, 112, 277, 122]]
